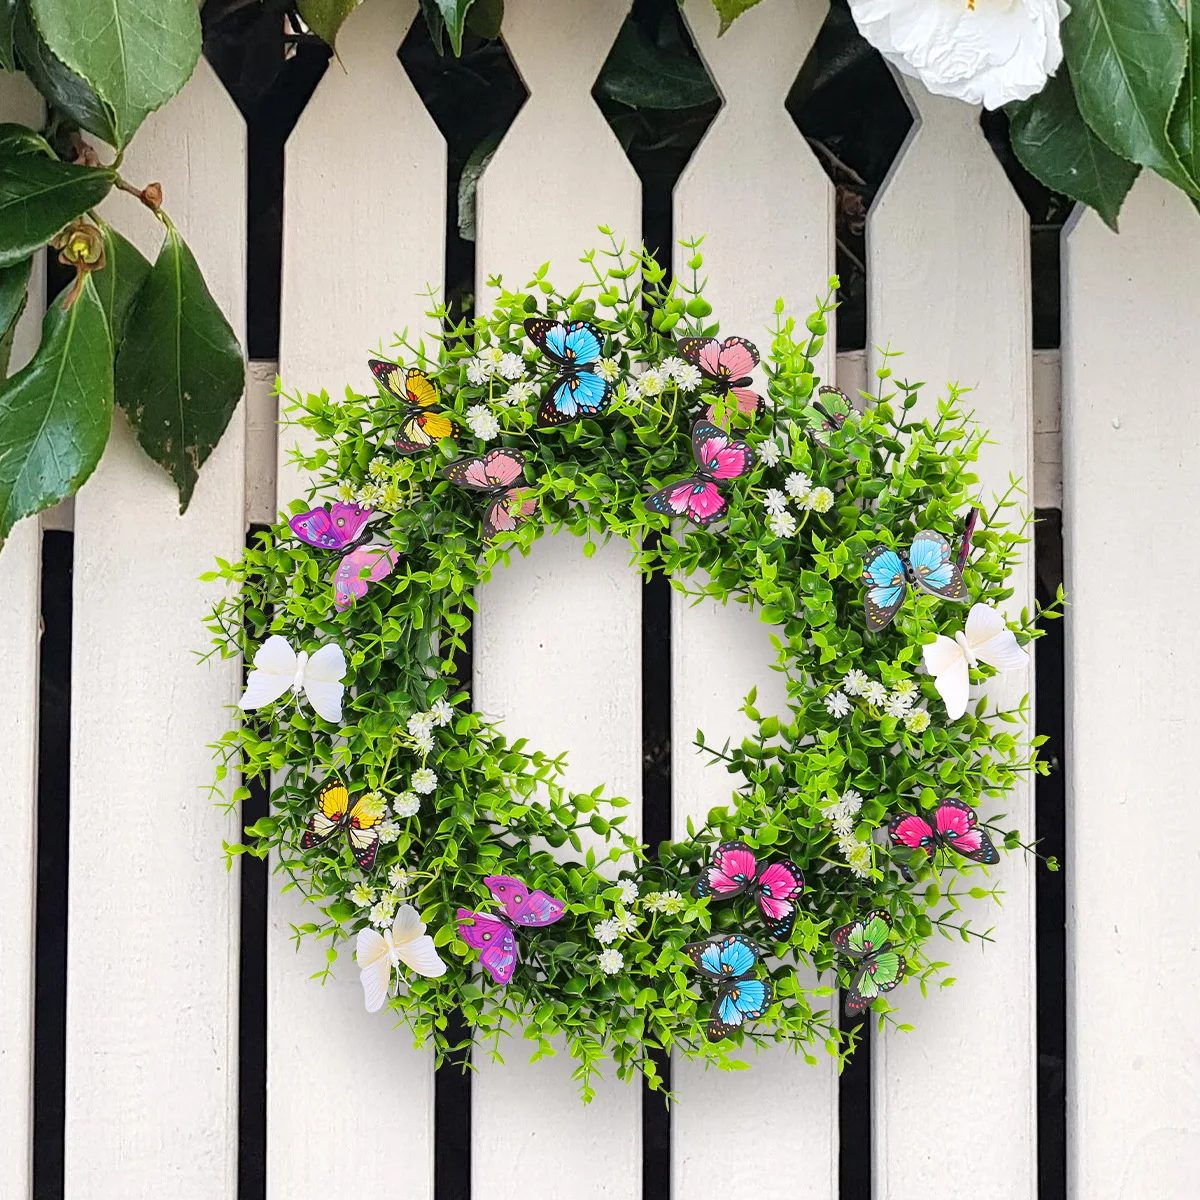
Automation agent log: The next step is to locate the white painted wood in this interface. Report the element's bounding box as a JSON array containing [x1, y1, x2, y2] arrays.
[[1062, 174, 1200, 1199], [0, 70, 46, 1200], [1033, 349, 1062, 509], [64, 61, 245, 1198], [273, 3, 444, 1195], [867, 80, 1035, 1198], [245, 360, 280, 526], [671, 4, 838, 1197], [471, 1, 642, 1193]]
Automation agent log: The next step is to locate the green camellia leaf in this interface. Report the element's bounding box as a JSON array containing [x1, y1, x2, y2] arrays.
[[93, 223, 151, 351], [113, 226, 245, 512], [595, 19, 720, 110], [0, 0, 17, 72], [0, 154, 115, 268], [28, 0, 201, 149], [1008, 68, 1141, 230], [0, 122, 53, 158], [296, 0, 362, 51], [0, 254, 30, 376], [465, 0, 502, 40], [432, 0, 475, 57], [1168, 0, 1200, 187], [713, 0, 764, 36], [0, 276, 112, 547], [1062, 0, 1199, 200]]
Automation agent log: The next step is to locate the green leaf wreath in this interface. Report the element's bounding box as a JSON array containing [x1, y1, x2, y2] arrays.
[[204, 234, 1056, 1099]]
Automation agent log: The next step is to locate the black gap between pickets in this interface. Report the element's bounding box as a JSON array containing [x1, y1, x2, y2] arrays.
[[838, 1005, 872, 1200], [33, 530, 73, 1200], [237, 526, 271, 1200], [1034, 510, 1066, 1200]]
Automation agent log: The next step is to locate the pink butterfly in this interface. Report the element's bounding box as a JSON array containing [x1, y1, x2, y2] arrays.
[[289, 502, 374, 551], [647, 419, 755, 527], [889, 798, 998, 866], [691, 841, 805, 940], [677, 336, 763, 424], [456, 874, 567, 985], [442, 449, 537, 541], [333, 545, 398, 609]]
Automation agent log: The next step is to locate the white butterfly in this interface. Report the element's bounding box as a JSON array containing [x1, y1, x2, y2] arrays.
[[356, 904, 447, 1012], [922, 603, 1029, 720], [238, 634, 346, 724]]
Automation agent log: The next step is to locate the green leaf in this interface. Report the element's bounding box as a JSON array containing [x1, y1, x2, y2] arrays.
[[457, 131, 501, 241], [712, 0, 763, 36], [0, 123, 53, 158], [1008, 68, 1141, 230], [12, 2, 119, 145], [465, 0, 502, 39], [418, 0, 445, 55], [1168, 0, 1200, 186], [1062, 0, 1199, 200], [0, 254, 31, 339], [93, 223, 151, 351], [28, 0, 201, 149], [594, 19, 720, 110], [113, 226, 244, 512], [431, 0, 475, 56], [296, 0, 362, 50], [0, 287, 26, 377], [0, 153, 115, 268], [0, 0, 17, 72], [0, 276, 112, 547]]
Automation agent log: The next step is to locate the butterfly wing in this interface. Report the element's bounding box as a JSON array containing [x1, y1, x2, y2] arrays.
[[524, 318, 573, 367], [907, 529, 969, 603], [831, 909, 893, 958], [707, 977, 773, 1041], [844, 949, 906, 1016], [647, 478, 730, 527], [537, 370, 611, 427], [704, 388, 763, 424], [456, 908, 518, 984], [396, 411, 461, 454], [691, 840, 758, 900], [752, 860, 805, 940], [333, 546, 398, 609], [485, 875, 566, 927], [802, 385, 854, 446], [290, 502, 373, 550], [683, 933, 764, 980], [300, 643, 346, 724], [922, 634, 970, 720], [355, 927, 391, 1013], [369, 358, 409, 403], [956, 507, 980, 570], [302, 781, 349, 849], [239, 635, 297, 711], [713, 337, 759, 380], [888, 812, 938, 854], [933, 799, 999, 865], [345, 795, 383, 871], [862, 547, 908, 631], [963, 603, 1030, 672], [390, 903, 448, 977], [691, 420, 754, 480], [483, 490, 537, 540]]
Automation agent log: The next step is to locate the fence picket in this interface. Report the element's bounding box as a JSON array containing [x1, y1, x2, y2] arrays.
[[1061, 174, 1200, 1199], [866, 81, 1036, 1197], [470, 1, 643, 1192], [0, 71, 46, 1200], [272, 2, 446, 1194], [64, 62, 245, 1198], [670, 3, 838, 1196]]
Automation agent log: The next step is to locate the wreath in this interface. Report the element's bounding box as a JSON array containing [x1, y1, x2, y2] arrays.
[[204, 234, 1054, 1096]]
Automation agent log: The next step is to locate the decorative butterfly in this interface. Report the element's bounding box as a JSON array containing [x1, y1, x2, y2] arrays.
[[301, 780, 383, 869], [442, 448, 537, 541], [524, 318, 611, 427], [889, 797, 999, 867], [801, 385, 854, 446], [369, 359, 461, 454], [238, 635, 345, 723], [333, 545, 398, 610], [862, 529, 969, 631], [922, 602, 1029, 719], [691, 841, 805, 940], [356, 903, 447, 1012], [456, 874, 567, 985], [831, 910, 907, 1017], [677, 336, 763, 424], [683, 934, 774, 1042], [956, 506, 980, 571], [289, 501, 374, 551], [647, 419, 755, 527]]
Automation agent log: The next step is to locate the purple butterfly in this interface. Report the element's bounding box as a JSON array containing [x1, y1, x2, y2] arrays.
[[456, 874, 567, 985], [289, 502, 374, 551]]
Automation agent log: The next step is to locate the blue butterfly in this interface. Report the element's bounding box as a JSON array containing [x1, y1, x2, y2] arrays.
[[524, 317, 612, 427], [683, 934, 774, 1042], [862, 528, 969, 632]]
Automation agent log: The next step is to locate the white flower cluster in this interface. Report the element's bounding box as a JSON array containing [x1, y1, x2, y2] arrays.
[[597, 948, 624, 975], [388, 864, 413, 890], [593, 906, 638, 945], [411, 767, 438, 795], [761, 472, 835, 536], [757, 440, 782, 467], [820, 790, 873, 878], [406, 702, 454, 757], [500, 379, 536, 407], [466, 344, 525, 387], [338, 460, 409, 514], [840, 669, 930, 733], [465, 403, 501, 442], [643, 889, 685, 915], [625, 357, 702, 402]]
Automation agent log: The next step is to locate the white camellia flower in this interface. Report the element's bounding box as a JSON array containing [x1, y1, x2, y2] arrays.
[[847, 0, 1069, 110]]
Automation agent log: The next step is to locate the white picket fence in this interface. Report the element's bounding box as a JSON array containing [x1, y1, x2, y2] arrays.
[[3, 0, 1199, 1196]]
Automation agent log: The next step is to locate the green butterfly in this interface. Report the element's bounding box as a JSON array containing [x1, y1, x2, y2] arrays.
[[800, 384, 855, 446], [831, 909, 906, 1017]]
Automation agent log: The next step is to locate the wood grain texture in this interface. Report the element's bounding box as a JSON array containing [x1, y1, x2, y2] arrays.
[[1062, 173, 1200, 1199], [867, 80, 1035, 1199], [0, 69, 46, 1200], [64, 61, 245, 1198], [471, 2, 643, 1192], [272, 3, 444, 1195], [671, 3, 838, 1196]]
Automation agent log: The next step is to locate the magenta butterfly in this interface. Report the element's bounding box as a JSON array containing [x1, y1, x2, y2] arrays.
[[677, 336, 763, 424], [691, 841, 805, 940], [888, 798, 999, 867], [956, 507, 980, 571], [333, 546, 398, 610], [289, 502, 374, 551], [456, 874, 567, 985], [647, 419, 755, 527], [442, 449, 537, 541]]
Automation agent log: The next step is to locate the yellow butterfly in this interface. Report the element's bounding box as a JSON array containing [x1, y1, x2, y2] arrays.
[[369, 359, 461, 454], [301, 781, 383, 870]]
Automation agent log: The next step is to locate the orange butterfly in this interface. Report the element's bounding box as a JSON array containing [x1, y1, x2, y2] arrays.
[[370, 359, 461, 454], [300, 781, 383, 870]]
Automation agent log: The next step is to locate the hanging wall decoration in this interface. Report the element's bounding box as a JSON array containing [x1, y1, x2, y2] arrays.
[[204, 234, 1059, 1098]]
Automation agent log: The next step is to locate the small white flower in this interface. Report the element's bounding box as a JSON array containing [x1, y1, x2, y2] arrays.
[[503, 379, 535, 407], [368, 457, 391, 481], [411, 768, 437, 795], [841, 789, 864, 814], [784, 471, 812, 500], [479, 345, 505, 367], [597, 948, 624, 975], [842, 669, 869, 696], [370, 898, 398, 927], [660, 355, 687, 379], [846, 842, 873, 878], [831, 815, 855, 837], [614, 908, 638, 936], [892, 680, 919, 705], [762, 488, 789, 516], [617, 879, 639, 904], [356, 791, 388, 821], [349, 884, 375, 907], [595, 357, 622, 382], [429, 699, 454, 726], [594, 917, 621, 945], [805, 486, 835, 513], [767, 511, 798, 538], [388, 865, 413, 889], [884, 693, 913, 719], [757, 440, 782, 467], [837, 833, 861, 858], [356, 483, 384, 507], [824, 691, 851, 718], [408, 711, 436, 738], [394, 791, 421, 818], [378, 482, 404, 513], [905, 709, 931, 734], [413, 731, 435, 756], [498, 352, 525, 380], [644, 889, 684, 914], [466, 404, 501, 442], [466, 361, 490, 387], [862, 681, 889, 707], [376, 819, 401, 845], [639, 369, 665, 397], [673, 364, 702, 392], [624, 379, 643, 403], [335, 480, 357, 502]]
